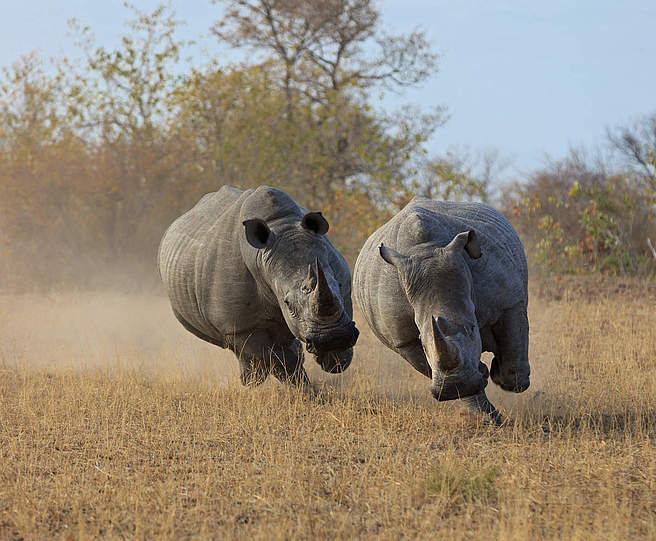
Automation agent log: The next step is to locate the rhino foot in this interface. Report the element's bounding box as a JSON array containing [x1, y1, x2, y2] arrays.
[[460, 391, 504, 426]]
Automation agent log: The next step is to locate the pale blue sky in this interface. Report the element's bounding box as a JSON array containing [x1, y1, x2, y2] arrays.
[[2, 0, 655, 175]]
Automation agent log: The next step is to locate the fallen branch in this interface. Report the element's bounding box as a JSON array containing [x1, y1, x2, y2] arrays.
[[648, 238, 656, 260]]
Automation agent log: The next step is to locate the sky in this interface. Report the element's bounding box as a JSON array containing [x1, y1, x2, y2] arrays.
[[2, 0, 655, 177]]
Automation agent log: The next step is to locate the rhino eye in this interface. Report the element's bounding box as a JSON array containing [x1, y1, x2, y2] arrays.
[[301, 285, 312, 294]]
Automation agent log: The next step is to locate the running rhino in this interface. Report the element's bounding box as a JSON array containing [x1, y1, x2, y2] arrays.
[[353, 197, 530, 421], [158, 185, 359, 386]]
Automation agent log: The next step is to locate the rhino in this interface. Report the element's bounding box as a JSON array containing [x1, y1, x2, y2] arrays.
[[353, 197, 530, 421], [158, 185, 359, 386]]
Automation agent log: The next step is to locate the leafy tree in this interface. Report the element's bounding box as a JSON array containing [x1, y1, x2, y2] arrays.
[[413, 148, 510, 203], [504, 150, 656, 278], [211, 0, 438, 109], [0, 1, 447, 288], [207, 0, 444, 255], [171, 61, 437, 259], [67, 3, 191, 261]]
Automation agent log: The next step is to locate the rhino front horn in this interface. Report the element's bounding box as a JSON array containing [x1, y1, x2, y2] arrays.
[[312, 258, 340, 320], [432, 316, 459, 372]]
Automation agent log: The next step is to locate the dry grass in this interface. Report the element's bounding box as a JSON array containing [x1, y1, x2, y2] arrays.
[[0, 287, 655, 540]]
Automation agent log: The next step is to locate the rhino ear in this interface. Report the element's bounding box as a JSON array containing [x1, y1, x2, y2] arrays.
[[446, 230, 481, 259], [379, 243, 411, 272], [301, 212, 329, 235], [243, 218, 271, 249]]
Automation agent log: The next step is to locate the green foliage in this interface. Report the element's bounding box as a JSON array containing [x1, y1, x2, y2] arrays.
[[67, 2, 186, 136], [420, 155, 489, 202], [506, 154, 656, 279]]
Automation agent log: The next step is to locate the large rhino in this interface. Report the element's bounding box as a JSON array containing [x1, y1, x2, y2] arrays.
[[353, 197, 530, 421], [158, 185, 359, 386]]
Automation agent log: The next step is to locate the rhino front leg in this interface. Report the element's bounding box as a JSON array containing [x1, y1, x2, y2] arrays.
[[238, 357, 270, 387], [232, 332, 309, 388], [397, 340, 502, 424], [231, 330, 279, 387], [490, 303, 531, 393], [270, 340, 310, 387], [460, 391, 503, 425]]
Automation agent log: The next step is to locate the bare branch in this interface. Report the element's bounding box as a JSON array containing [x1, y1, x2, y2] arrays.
[[648, 238, 656, 260]]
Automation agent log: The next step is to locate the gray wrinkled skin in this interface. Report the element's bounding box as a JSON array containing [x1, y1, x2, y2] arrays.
[[353, 197, 530, 423], [158, 185, 359, 386]]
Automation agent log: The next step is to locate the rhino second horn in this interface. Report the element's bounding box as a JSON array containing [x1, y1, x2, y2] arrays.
[[313, 258, 340, 319], [432, 316, 459, 372]]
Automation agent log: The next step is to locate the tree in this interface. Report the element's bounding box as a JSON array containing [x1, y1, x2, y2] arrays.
[[208, 0, 444, 242], [171, 61, 437, 260], [415, 147, 511, 204], [211, 0, 438, 109], [67, 3, 191, 261], [503, 149, 656, 277], [607, 112, 656, 190]]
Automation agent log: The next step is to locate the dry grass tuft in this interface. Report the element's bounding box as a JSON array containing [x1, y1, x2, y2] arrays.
[[0, 287, 655, 539]]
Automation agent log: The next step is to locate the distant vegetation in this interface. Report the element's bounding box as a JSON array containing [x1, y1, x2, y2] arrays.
[[0, 1, 654, 291], [503, 140, 656, 281]]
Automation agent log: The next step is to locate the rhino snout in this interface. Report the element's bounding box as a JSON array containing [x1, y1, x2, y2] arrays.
[[430, 369, 488, 401], [316, 347, 354, 374], [305, 321, 359, 354]]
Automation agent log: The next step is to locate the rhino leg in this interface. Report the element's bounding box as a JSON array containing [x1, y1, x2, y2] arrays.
[[270, 340, 310, 387], [460, 391, 503, 425], [396, 339, 432, 378], [238, 357, 270, 386], [232, 331, 308, 388], [490, 303, 530, 393]]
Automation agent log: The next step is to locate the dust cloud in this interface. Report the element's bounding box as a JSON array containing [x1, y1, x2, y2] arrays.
[[0, 288, 437, 403], [0, 284, 548, 412], [0, 292, 239, 384]]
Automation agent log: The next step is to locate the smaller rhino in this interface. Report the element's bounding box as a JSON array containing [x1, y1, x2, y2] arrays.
[[353, 197, 530, 422]]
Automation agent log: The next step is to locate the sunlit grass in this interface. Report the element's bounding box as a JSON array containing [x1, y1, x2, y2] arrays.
[[0, 289, 654, 539]]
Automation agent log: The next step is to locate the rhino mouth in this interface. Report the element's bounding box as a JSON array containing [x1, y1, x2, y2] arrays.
[[305, 320, 359, 354], [430, 362, 490, 401]]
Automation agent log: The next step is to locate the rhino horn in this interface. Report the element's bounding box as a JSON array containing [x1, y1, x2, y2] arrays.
[[312, 258, 340, 319], [432, 316, 459, 372], [303, 262, 318, 291]]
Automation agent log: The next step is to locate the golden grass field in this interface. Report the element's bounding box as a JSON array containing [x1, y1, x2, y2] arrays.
[[0, 284, 655, 540]]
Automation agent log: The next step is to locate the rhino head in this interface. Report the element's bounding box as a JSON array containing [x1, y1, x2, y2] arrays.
[[379, 230, 488, 400], [243, 211, 359, 373]]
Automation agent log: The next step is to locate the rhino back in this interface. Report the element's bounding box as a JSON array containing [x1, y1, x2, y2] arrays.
[[406, 198, 528, 299], [158, 185, 261, 344], [354, 198, 528, 345]]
